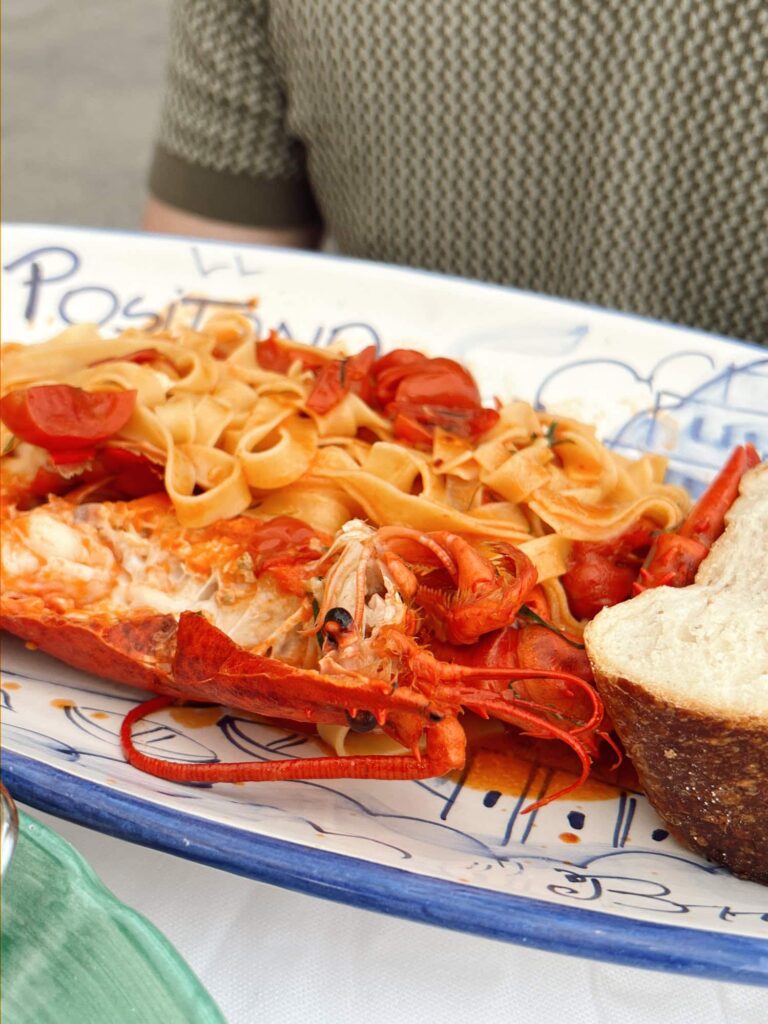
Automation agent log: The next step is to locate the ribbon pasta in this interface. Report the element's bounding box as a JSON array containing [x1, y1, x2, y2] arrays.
[[1, 314, 691, 629]]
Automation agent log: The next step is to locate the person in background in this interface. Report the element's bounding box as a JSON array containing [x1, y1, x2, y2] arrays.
[[144, 0, 766, 344]]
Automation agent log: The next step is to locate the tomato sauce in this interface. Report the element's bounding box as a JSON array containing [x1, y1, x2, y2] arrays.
[[455, 717, 640, 803]]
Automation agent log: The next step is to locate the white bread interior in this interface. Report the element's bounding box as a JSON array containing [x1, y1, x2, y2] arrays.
[[585, 463, 768, 720]]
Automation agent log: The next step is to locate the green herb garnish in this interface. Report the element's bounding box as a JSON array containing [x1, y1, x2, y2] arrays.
[[518, 604, 585, 649], [311, 597, 324, 650], [545, 421, 572, 448]]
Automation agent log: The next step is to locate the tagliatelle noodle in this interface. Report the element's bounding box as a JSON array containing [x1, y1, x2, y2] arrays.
[[119, 404, 252, 527], [237, 413, 318, 489], [517, 534, 572, 584], [361, 443, 436, 496], [1, 326, 149, 385], [480, 445, 554, 504], [69, 362, 170, 407], [192, 395, 236, 447], [312, 393, 393, 440], [540, 578, 587, 637], [317, 722, 411, 758], [313, 463, 533, 543], [527, 485, 686, 541], [1, 315, 692, 583], [253, 480, 359, 535], [154, 396, 199, 444], [467, 500, 531, 534]]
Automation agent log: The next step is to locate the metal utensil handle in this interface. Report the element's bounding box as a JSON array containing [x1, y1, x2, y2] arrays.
[[0, 782, 20, 879]]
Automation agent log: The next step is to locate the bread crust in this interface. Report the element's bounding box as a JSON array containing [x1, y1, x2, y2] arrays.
[[594, 667, 768, 883]]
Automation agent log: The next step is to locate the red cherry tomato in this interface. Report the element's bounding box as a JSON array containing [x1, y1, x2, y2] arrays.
[[392, 401, 499, 444], [255, 331, 329, 374], [27, 466, 76, 500], [561, 555, 639, 621], [25, 446, 163, 501], [0, 385, 137, 457], [370, 349, 429, 408], [49, 448, 97, 466], [390, 411, 434, 446], [562, 520, 655, 620], [370, 349, 499, 444], [392, 357, 482, 409], [98, 447, 165, 498], [306, 346, 377, 414], [246, 516, 328, 596], [24, 447, 163, 502], [248, 516, 325, 572]]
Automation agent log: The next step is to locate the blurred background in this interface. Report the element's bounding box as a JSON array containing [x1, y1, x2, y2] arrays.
[[2, 0, 170, 228]]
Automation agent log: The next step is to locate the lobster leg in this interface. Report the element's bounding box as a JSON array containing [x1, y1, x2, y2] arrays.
[[635, 443, 760, 592], [120, 697, 466, 783]]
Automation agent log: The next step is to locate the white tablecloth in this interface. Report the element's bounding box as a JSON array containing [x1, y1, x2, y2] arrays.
[[24, 806, 765, 1024]]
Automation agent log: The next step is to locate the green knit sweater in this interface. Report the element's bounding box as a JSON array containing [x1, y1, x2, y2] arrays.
[[149, 0, 767, 343]]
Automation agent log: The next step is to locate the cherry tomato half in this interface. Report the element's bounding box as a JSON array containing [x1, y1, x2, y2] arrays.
[[561, 520, 655, 620], [370, 349, 429, 408], [0, 385, 137, 454], [370, 349, 499, 444], [248, 516, 326, 572], [247, 516, 328, 596], [391, 357, 482, 409], [255, 331, 329, 374], [306, 346, 377, 414]]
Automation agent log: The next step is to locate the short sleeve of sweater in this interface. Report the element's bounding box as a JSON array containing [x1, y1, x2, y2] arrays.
[[148, 0, 321, 228]]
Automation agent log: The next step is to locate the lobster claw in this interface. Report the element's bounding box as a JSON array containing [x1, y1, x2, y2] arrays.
[[416, 533, 537, 645], [635, 443, 760, 592]]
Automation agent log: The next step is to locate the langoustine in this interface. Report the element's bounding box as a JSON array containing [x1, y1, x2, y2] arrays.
[[1, 491, 609, 810], [0, 350, 756, 808]]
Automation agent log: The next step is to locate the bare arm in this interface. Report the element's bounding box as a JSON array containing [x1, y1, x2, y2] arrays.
[[142, 196, 323, 249]]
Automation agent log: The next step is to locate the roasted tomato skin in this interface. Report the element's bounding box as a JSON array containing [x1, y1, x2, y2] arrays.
[[306, 346, 377, 414], [0, 384, 137, 460], [244, 515, 328, 596], [255, 331, 330, 374], [562, 520, 655, 620], [370, 350, 499, 444], [246, 516, 325, 572]]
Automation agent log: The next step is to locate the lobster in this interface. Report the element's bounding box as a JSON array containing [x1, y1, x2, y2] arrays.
[[559, 444, 762, 617], [0, 494, 606, 811], [2, 376, 755, 808], [633, 443, 761, 592]]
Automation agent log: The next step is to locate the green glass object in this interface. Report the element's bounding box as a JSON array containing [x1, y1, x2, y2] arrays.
[[1, 810, 225, 1024]]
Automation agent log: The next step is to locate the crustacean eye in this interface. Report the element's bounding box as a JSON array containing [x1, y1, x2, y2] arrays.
[[344, 709, 378, 733], [322, 606, 355, 647]]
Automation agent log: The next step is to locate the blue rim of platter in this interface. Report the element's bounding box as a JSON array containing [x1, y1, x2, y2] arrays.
[[2, 224, 767, 987], [4, 750, 767, 987]]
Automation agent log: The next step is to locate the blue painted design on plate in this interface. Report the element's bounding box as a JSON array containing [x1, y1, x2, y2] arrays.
[[4, 751, 767, 986]]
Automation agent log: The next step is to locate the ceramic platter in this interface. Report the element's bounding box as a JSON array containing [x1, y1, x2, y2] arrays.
[[2, 224, 767, 985]]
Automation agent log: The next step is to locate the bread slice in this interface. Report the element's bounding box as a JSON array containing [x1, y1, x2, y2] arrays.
[[584, 462, 768, 882]]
